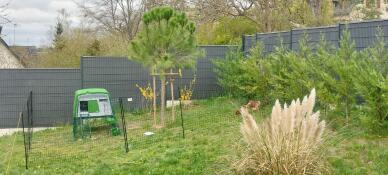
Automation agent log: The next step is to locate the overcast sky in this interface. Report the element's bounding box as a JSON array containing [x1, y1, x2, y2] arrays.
[[1, 0, 81, 47]]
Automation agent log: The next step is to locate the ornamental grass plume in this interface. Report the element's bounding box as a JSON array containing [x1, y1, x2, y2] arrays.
[[236, 89, 328, 175]]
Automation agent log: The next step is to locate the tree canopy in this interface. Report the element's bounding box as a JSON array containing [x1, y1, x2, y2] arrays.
[[130, 6, 203, 74]]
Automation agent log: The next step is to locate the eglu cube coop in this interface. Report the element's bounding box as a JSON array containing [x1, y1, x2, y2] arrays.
[[72, 88, 120, 139]]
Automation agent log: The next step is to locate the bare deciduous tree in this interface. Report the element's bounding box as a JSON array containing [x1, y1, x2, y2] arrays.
[[192, 0, 253, 23], [76, 0, 146, 40], [76, 0, 190, 40], [193, 0, 334, 32], [193, 0, 287, 32]]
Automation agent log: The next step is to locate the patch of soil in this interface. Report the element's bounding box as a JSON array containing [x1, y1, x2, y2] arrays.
[[152, 124, 164, 129], [127, 123, 141, 129]]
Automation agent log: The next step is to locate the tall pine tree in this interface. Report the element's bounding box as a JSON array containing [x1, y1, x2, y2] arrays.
[[130, 6, 203, 126], [53, 21, 65, 50]]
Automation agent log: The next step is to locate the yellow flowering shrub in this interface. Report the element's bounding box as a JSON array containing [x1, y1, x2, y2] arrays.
[[180, 76, 196, 101], [136, 83, 154, 101]]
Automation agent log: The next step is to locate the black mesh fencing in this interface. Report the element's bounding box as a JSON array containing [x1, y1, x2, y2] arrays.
[[21, 96, 131, 171], [0, 83, 249, 174]]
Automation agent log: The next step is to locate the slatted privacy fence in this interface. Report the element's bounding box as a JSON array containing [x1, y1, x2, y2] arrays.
[[0, 46, 236, 128], [243, 19, 388, 54]]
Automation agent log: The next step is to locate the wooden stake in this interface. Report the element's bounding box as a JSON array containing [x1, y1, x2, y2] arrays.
[[160, 76, 166, 126], [170, 69, 175, 121], [152, 73, 157, 126], [150, 69, 178, 127]]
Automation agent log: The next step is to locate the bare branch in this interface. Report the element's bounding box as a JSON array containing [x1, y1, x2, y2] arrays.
[[0, 0, 11, 24], [75, 0, 145, 40]]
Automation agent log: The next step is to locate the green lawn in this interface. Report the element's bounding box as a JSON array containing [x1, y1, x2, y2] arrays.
[[329, 134, 388, 175], [0, 97, 387, 175]]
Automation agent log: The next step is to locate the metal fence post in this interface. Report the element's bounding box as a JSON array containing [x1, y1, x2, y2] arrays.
[[80, 57, 84, 89], [30, 91, 33, 130], [241, 35, 245, 53], [338, 23, 342, 48], [21, 112, 28, 169], [255, 33, 258, 48], [28, 91, 33, 150], [290, 29, 293, 51], [119, 98, 129, 153], [177, 83, 185, 139]]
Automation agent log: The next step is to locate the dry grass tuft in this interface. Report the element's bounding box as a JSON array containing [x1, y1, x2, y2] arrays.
[[235, 89, 328, 175]]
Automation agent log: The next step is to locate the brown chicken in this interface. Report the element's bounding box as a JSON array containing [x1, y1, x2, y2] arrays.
[[235, 100, 261, 116]]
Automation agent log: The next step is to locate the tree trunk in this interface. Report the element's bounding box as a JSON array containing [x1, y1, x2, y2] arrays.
[[264, 1, 271, 32], [170, 69, 175, 122], [152, 75, 157, 126], [160, 76, 166, 126]]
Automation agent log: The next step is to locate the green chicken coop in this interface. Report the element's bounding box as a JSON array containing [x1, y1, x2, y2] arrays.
[[72, 88, 120, 139]]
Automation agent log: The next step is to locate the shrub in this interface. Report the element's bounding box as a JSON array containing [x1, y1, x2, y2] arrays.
[[236, 89, 328, 174], [213, 45, 271, 104], [215, 30, 386, 133], [353, 32, 388, 132], [320, 31, 358, 123], [265, 44, 312, 102]]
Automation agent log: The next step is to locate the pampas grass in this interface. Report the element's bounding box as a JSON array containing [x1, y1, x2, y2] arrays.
[[236, 89, 328, 175]]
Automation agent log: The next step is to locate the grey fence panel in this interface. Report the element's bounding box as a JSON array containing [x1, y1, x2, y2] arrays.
[[0, 69, 80, 128], [243, 35, 255, 54], [346, 20, 388, 50], [81, 57, 150, 110], [191, 46, 233, 98], [0, 45, 235, 127], [81, 46, 237, 109], [291, 26, 339, 52], [243, 19, 388, 53], [256, 31, 291, 54]]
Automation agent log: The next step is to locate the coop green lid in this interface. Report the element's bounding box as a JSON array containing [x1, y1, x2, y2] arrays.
[[74, 88, 109, 96]]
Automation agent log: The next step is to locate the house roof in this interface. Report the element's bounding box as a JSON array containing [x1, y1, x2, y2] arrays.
[[0, 37, 25, 67], [0, 37, 21, 60]]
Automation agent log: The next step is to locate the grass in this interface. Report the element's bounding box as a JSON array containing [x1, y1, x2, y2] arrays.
[[0, 97, 243, 175], [328, 134, 388, 175], [0, 97, 387, 175]]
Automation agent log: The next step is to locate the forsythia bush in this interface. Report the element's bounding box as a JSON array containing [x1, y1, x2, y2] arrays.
[[136, 83, 154, 101], [180, 76, 196, 101]]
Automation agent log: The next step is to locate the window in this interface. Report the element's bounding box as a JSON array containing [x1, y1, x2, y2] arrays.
[[88, 100, 99, 113], [80, 101, 88, 112], [80, 100, 100, 113]]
